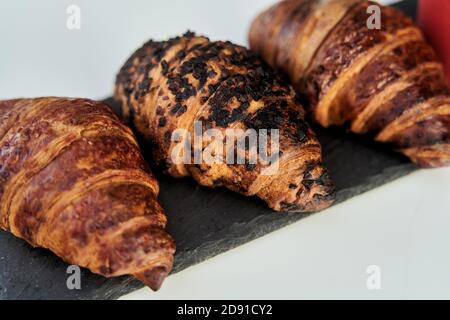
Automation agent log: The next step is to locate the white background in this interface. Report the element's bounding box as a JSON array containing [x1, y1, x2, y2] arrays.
[[2, 0, 450, 300]]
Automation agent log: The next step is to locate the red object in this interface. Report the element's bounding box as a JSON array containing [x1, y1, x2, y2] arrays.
[[418, 0, 450, 82]]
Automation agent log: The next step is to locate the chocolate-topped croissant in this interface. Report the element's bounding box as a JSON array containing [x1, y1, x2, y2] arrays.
[[249, 0, 450, 168], [0, 97, 175, 290], [115, 32, 335, 212]]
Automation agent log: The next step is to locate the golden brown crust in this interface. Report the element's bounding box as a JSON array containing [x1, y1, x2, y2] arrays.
[[0, 97, 175, 291], [249, 0, 450, 168], [249, 0, 361, 85], [115, 32, 335, 213]]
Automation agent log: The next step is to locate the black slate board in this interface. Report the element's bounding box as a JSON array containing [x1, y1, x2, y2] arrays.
[[0, 0, 418, 300]]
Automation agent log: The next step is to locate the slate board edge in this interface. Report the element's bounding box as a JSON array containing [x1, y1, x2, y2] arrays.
[[100, 162, 416, 300]]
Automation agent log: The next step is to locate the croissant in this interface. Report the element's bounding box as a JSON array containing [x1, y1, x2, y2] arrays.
[[249, 0, 450, 168], [115, 32, 335, 212], [0, 97, 175, 291]]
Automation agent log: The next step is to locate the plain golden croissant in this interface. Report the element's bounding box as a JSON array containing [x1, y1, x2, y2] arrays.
[[115, 32, 335, 212], [0, 97, 175, 290], [249, 0, 450, 168]]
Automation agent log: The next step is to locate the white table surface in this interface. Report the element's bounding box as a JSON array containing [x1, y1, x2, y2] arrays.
[[2, 0, 450, 300]]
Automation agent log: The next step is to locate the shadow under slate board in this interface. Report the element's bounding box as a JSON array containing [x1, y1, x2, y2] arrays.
[[0, 0, 419, 300]]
